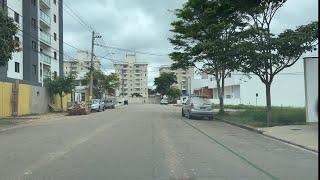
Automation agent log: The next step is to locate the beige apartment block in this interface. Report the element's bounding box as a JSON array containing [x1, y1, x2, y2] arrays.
[[114, 53, 148, 98], [159, 66, 194, 95]]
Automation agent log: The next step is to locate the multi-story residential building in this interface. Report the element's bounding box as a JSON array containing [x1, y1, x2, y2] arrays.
[[64, 50, 101, 76], [0, 0, 63, 86], [114, 53, 148, 98], [159, 66, 194, 95], [64, 50, 102, 102]]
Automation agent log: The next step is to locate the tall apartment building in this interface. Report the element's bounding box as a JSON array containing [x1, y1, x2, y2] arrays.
[[159, 66, 194, 95], [64, 51, 101, 77], [114, 53, 148, 98], [64, 51, 102, 102], [0, 0, 63, 86]]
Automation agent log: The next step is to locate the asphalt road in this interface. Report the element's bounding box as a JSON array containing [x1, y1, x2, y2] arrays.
[[0, 104, 317, 180]]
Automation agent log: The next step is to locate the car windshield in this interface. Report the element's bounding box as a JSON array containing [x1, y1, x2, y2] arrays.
[[192, 97, 211, 104], [92, 99, 99, 104]]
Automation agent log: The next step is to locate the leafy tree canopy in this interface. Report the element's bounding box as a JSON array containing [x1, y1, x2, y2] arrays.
[[0, 9, 19, 66], [154, 72, 177, 95]]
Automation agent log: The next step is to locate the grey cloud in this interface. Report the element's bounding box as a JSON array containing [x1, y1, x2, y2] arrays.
[[63, 0, 318, 87]]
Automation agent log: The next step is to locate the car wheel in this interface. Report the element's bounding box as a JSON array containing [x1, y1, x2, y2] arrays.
[[186, 111, 191, 119], [182, 109, 185, 117]]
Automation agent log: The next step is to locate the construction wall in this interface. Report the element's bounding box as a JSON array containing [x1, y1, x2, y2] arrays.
[[18, 84, 31, 116], [0, 80, 73, 116], [31, 86, 50, 114], [0, 82, 12, 117], [53, 94, 72, 111]]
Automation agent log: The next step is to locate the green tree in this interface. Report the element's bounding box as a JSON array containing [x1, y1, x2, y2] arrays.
[[166, 87, 181, 103], [154, 72, 177, 95], [44, 74, 76, 111], [83, 70, 119, 99], [0, 9, 19, 66], [235, 0, 318, 126], [169, 0, 244, 113], [104, 73, 120, 97]]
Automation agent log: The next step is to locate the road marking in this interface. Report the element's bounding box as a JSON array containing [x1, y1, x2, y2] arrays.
[[181, 119, 280, 180]]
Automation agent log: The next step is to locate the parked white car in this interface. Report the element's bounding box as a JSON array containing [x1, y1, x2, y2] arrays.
[[91, 99, 105, 112], [160, 98, 168, 105]]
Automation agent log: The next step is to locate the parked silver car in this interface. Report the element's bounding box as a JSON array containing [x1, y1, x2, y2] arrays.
[[182, 96, 213, 120], [91, 99, 105, 112]]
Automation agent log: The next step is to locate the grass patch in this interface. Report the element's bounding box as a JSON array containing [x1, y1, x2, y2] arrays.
[[215, 106, 306, 127]]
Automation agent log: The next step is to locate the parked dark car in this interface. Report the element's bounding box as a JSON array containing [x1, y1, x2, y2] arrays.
[[104, 99, 115, 109]]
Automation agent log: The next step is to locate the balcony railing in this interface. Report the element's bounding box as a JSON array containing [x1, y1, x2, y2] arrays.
[[40, 11, 51, 26], [40, 31, 51, 45], [40, 53, 51, 65], [40, 0, 50, 8]]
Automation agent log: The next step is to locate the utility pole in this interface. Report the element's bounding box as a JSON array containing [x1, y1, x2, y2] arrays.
[[89, 31, 101, 100], [122, 69, 124, 98]]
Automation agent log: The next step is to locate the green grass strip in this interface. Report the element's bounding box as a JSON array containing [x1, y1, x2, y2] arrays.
[[182, 119, 279, 180]]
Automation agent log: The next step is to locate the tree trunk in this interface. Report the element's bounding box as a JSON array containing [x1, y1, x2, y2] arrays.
[[265, 83, 272, 127], [60, 93, 63, 112], [216, 76, 224, 114]]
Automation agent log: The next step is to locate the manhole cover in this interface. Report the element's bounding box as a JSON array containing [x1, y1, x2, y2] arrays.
[[291, 128, 302, 131]]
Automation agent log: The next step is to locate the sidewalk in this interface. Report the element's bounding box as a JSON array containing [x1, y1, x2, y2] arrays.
[[258, 124, 318, 152], [0, 113, 66, 132]]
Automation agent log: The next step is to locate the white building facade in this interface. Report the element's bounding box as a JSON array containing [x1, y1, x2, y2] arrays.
[[114, 53, 148, 98], [0, 0, 63, 86], [191, 60, 306, 107]]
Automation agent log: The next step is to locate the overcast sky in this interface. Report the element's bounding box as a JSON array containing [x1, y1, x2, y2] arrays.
[[63, 0, 318, 87]]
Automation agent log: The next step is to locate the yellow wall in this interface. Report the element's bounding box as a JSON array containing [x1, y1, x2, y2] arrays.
[[53, 94, 71, 111], [18, 84, 31, 116], [0, 82, 13, 117]]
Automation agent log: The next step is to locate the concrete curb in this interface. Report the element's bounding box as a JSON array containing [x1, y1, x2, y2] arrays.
[[215, 117, 264, 134], [215, 118, 318, 153], [262, 133, 318, 153]]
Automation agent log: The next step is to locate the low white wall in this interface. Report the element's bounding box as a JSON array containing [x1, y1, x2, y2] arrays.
[[304, 57, 318, 123]]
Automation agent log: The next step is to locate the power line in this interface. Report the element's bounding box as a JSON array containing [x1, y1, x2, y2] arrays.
[[95, 43, 169, 57], [63, 1, 94, 32]]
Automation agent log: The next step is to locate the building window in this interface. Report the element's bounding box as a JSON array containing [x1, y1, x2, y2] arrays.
[[31, 18, 36, 29], [54, 33, 57, 41], [53, 14, 56, 23], [14, 12, 19, 23], [31, 0, 36, 6], [32, 41, 37, 51], [54, 52, 57, 59], [33, 65, 37, 75], [14, 62, 20, 73]]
